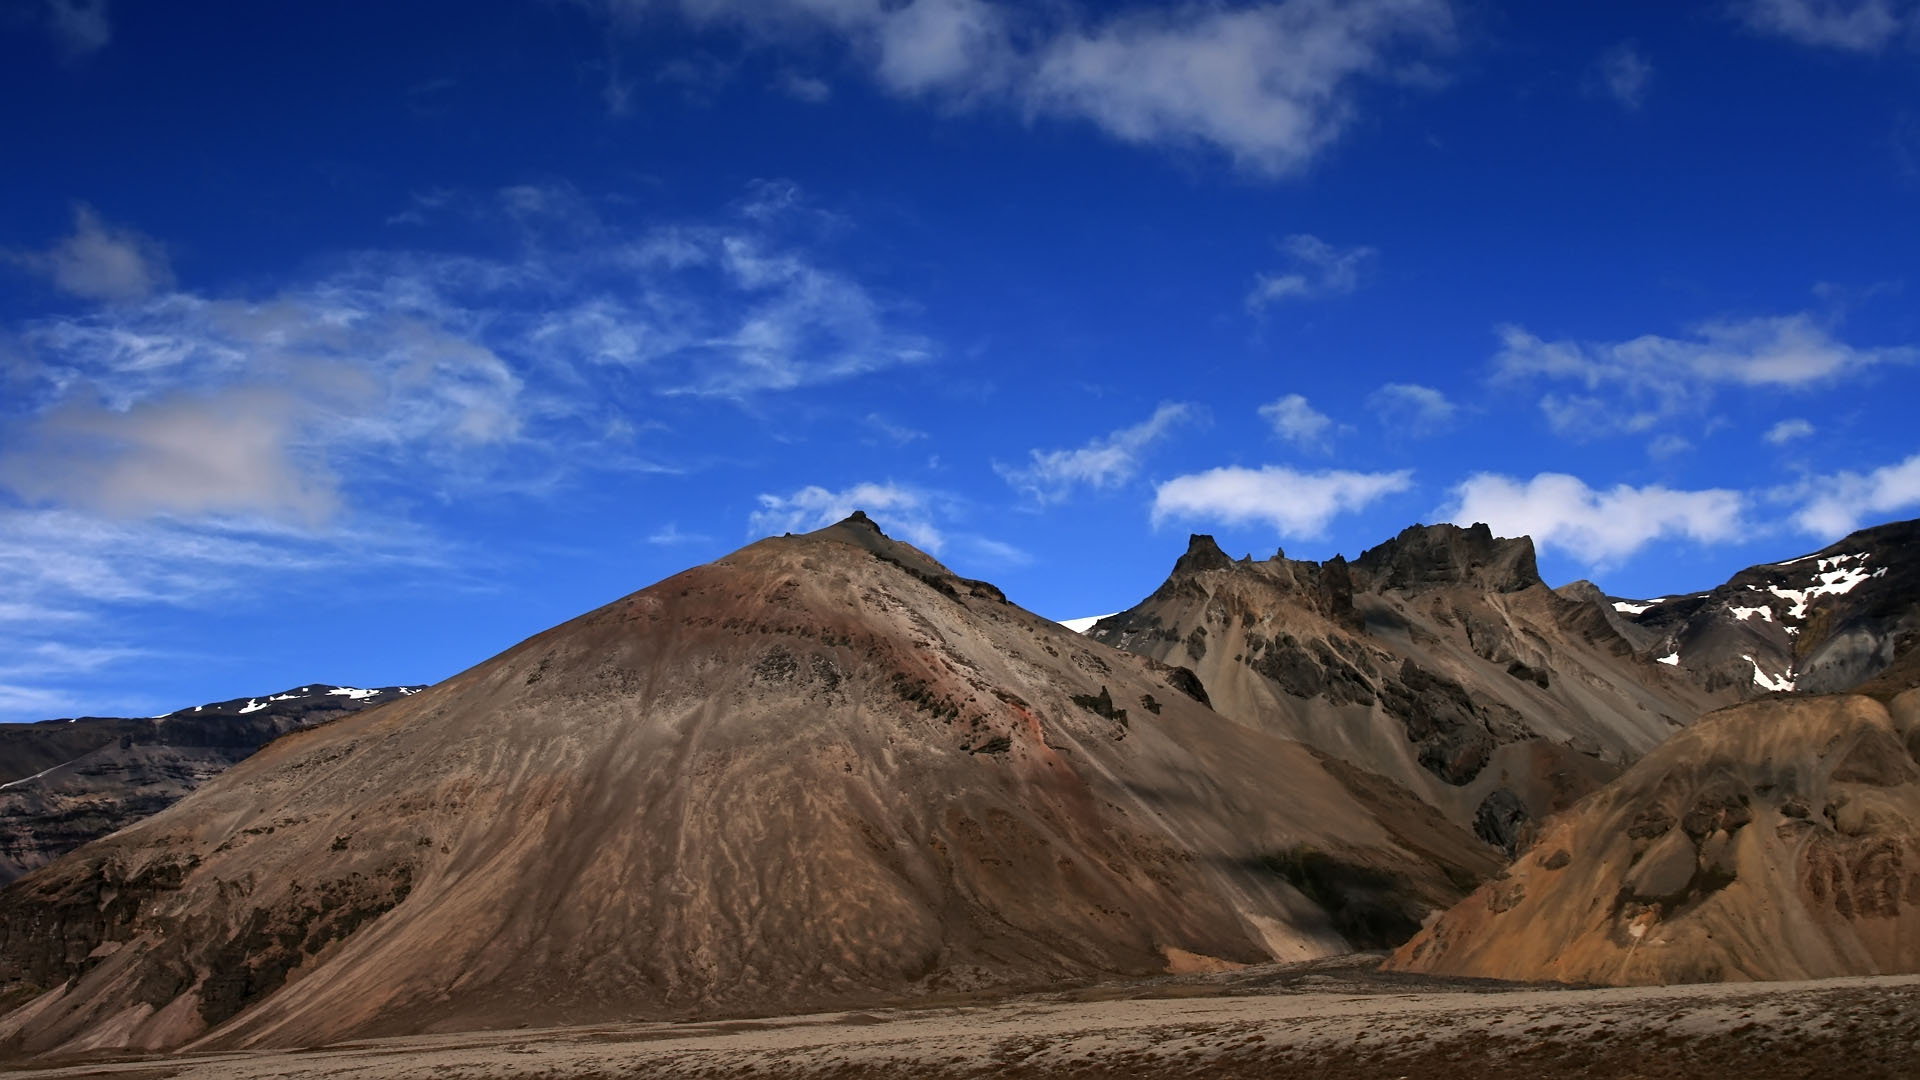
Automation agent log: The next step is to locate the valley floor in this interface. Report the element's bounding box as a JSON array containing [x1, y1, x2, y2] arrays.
[[6, 956, 1916, 1080]]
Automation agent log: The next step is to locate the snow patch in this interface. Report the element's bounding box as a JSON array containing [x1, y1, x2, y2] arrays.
[[327, 686, 380, 700], [1612, 600, 1653, 615], [1765, 558, 1874, 620], [1728, 605, 1773, 623], [1744, 654, 1795, 693], [237, 699, 267, 715], [1057, 614, 1117, 634], [0, 763, 67, 791], [1656, 651, 1680, 666]]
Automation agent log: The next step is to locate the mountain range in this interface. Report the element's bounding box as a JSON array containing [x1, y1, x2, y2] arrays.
[[0, 686, 420, 885], [0, 512, 1914, 1056]]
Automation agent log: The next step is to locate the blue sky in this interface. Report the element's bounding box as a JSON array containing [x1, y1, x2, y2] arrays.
[[3, 0, 1919, 721]]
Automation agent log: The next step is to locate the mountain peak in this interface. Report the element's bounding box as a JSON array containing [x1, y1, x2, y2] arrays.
[[1172, 533, 1236, 576], [1354, 522, 1542, 593]]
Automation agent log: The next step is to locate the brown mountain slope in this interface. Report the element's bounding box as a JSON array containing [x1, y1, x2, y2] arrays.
[[0, 687, 421, 885], [1088, 526, 1732, 851], [0, 514, 1496, 1057], [1384, 688, 1920, 984]]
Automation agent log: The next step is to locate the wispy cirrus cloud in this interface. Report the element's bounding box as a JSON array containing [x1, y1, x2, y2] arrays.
[[5, 188, 929, 528], [1733, 0, 1915, 52], [1590, 41, 1652, 110], [42, 0, 110, 57], [1246, 234, 1375, 310], [997, 402, 1196, 503], [1493, 313, 1911, 438], [595, 0, 1458, 177], [1152, 464, 1412, 538], [1764, 417, 1816, 444]]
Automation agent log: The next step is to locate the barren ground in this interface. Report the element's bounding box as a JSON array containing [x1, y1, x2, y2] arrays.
[[5, 955, 1915, 1080]]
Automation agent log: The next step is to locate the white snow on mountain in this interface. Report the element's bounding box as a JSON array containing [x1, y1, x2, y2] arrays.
[[1057, 614, 1116, 634]]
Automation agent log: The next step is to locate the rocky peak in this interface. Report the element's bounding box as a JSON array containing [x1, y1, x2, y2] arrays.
[[1354, 523, 1543, 594], [1172, 534, 1236, 576]]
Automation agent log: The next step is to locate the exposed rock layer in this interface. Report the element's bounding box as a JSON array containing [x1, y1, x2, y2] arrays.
[[0, 688, 419, 885], [1386, 689, 1920, 984], [1088, 525, 1728, 851]]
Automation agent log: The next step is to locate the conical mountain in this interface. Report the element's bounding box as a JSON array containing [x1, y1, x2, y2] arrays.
[[1386, 687, 1920, 983], [1087, 524, 1732, 852], [0, 514, 1495, 1055]]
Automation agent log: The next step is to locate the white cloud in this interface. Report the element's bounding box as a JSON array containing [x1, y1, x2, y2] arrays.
[[1789, 452, 1920, 537], [0, 507, 455, 721], [1494, 314, 1911, 437], [1257, 393, 1334, 449], [5, 282, 525, 524], [1593, 41, 1652, 110], [645, 523, 710, 546], [998, 402, 1195, 503], [1152, 465, 1412, 538], [603, 0, 1457, 177], [1765, 417, 1816, 444], [1445, 472, 1747, 566], [777, 72, 832, 102], [1246, 234, 1375, 310], [0, 508, 443, 622], [1647, 433, 1693, 459], [1367, 381, 1456, 434], [750, 482, 945, 551], [5, 184, 925, 523], [44, 0, 110, 56], [1733, 0, 1913, 52], [7, 205, 172, 302]]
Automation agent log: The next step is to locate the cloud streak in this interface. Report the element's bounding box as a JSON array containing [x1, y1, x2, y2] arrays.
[[998, 403, 1196, 503], [1494, 313, 1911, 437], [1733, 0, 1914, 52], [1246, 234, 1375, 310], [600, 0, 1458, 177]]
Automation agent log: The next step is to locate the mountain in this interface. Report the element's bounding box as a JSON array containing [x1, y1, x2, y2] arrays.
[[1582, 518, 1920, 699], [1086, 525, 1733, 853], [0, 686, 421, 885], [1385, 688, 1920, 984], [0, 513, 1496, 1056]]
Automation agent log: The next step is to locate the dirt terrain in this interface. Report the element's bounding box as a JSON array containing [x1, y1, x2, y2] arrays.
[[3, 955, 1913, 1079]]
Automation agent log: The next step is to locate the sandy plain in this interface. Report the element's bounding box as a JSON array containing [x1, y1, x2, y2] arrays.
[[4, 955, 1915, 1080]]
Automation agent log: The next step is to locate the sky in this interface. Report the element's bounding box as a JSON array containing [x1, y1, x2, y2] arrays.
[[3, 0, 1919, 721]]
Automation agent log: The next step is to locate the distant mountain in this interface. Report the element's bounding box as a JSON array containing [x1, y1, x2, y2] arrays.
[[1571, 518, 1920, 699], [0, 685, 421, 884], [0, 513, 1494, 1056], [1086, 525, 1731, 854]]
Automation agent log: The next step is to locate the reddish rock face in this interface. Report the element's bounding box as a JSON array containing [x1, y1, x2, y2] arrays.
[[0, 515, 1495, 1056]]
